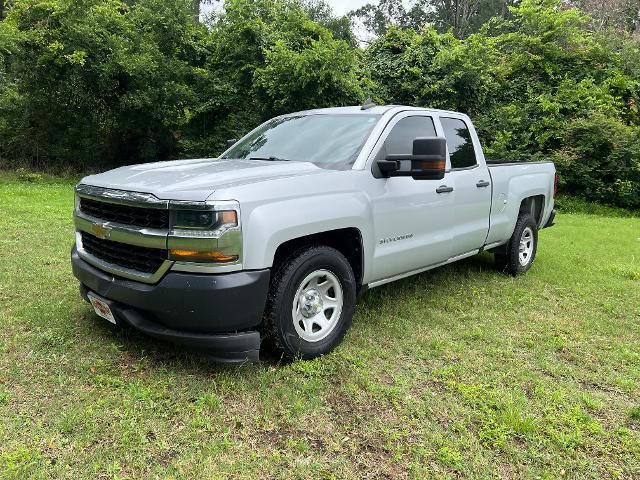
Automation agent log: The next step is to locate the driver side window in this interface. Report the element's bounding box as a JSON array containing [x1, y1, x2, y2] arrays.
[[377, 116, 437, 159]]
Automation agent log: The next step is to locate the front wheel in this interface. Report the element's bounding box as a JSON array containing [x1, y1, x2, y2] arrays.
[[264, 246, 357, 360], [495, 214, 539, 276]]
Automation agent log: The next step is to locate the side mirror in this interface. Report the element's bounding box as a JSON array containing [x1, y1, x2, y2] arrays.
[[377, 137, 447, 180], [226, 139, 238, 149]]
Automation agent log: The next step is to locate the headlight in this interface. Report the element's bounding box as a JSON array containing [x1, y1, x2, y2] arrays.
[[168, 201, 242, 265], [172, 209, 237, 231]]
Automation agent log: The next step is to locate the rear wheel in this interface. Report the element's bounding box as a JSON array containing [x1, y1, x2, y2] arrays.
[[264, 246, 357, 360], [495, 213, 538, 276]]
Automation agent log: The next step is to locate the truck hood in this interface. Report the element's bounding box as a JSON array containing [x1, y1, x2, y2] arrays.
[[80, 158, 327, 201]]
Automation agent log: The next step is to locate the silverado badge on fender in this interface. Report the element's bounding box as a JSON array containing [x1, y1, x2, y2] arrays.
[[379, 233, 414, 245]]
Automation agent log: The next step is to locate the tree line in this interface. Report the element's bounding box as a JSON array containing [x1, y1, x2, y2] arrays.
[[0, 0, 638, 208], [345, 0, 640, 39]]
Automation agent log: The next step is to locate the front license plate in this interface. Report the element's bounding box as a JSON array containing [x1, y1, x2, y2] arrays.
[[87, 292, 116, 324]]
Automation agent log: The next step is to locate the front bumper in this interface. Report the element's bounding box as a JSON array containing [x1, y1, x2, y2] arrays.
[[72, 246, 270, 362]]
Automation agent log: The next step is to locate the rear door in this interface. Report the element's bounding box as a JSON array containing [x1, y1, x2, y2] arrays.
[[438, 116, 492, 256]]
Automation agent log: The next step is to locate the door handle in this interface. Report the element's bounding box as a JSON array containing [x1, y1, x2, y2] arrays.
[[436, 185, 454, 194], [476, 180, 491, 188]]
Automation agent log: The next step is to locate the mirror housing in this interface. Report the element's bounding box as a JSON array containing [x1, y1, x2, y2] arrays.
[[377, 137, 447, 180], [226, 139, 238, 149]]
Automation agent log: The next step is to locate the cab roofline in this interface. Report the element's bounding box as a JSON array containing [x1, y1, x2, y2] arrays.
[[286, 105, 464, 117]]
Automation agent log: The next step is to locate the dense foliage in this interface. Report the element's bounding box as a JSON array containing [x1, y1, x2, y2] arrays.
[[0, 0, 639, 208], [364, 1, 640, 207]]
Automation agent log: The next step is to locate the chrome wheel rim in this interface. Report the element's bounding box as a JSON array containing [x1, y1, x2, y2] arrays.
[[292, 269, 343, 343], [518, 227, 534, 266]]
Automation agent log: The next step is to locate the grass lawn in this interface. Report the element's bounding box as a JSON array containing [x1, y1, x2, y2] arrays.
[[0, 173, 639, 479]]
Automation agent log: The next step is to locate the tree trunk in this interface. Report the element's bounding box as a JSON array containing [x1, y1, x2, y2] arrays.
[[634, 6, 640, 36], [0, 0, 4, 21], [193, 0, 200, 24]]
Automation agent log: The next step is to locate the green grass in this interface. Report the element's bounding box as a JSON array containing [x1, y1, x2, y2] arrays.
[[1, 174, 639, 479], [555, 195, 639, 218]]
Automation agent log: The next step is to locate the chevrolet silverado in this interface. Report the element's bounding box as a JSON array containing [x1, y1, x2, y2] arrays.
[[71, 105, 556, 362]]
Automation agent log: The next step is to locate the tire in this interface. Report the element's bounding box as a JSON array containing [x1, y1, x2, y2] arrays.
[[495, 213, 538, 276], [264, 246, 357, 360]]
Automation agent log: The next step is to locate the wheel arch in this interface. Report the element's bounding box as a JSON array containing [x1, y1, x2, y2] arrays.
[[491, 194, 545, 255], [519, 194, 546, 227], [272, 228, 365, 290]]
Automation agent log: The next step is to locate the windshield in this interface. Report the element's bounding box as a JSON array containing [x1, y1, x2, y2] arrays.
[[223, 114, 381, 168]]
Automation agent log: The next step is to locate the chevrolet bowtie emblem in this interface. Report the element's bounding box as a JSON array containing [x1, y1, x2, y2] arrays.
[[91, 223, 111, 240]]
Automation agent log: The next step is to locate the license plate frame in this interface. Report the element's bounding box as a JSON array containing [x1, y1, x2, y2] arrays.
[[87, 292, 117, 325]]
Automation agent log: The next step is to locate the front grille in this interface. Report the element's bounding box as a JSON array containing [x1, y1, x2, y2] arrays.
[[81, 232, 167, 274], [80, 198, 169, 229]]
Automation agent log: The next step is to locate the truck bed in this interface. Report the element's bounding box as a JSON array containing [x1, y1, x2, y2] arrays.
[[486, 159, 554, 166], [485, 161, 556, 247]]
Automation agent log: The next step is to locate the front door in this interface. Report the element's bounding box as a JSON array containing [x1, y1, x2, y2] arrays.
[[369, 114, 456, 282]]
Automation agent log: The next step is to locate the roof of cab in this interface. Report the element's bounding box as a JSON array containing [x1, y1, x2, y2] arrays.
[[294, 105, 463, 117]]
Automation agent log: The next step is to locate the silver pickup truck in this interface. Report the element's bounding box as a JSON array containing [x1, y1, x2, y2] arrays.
[[71, 105, 556, 362]]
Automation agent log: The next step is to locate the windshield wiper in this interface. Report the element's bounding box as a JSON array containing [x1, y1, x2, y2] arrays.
[[249, 156, 292, 162]]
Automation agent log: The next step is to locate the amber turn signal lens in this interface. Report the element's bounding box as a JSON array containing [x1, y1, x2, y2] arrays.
[[415, 160, 446, 170], [169, 249, 238, 263], [219, 210, 238, 226]]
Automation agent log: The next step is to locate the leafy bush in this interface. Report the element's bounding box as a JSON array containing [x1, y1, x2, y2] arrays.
[[366, 0, 640, 208], [554, 115, 640, 208], [15, 167, 42, 183], [179, 0, 366, 156], [0, 0, 207, 168]]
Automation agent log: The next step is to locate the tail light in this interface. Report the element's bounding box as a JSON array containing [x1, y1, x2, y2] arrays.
[[554, 173, 558, 197]]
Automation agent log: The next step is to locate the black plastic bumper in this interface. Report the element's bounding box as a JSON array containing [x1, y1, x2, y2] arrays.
[[72, 246, 270, 362]]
